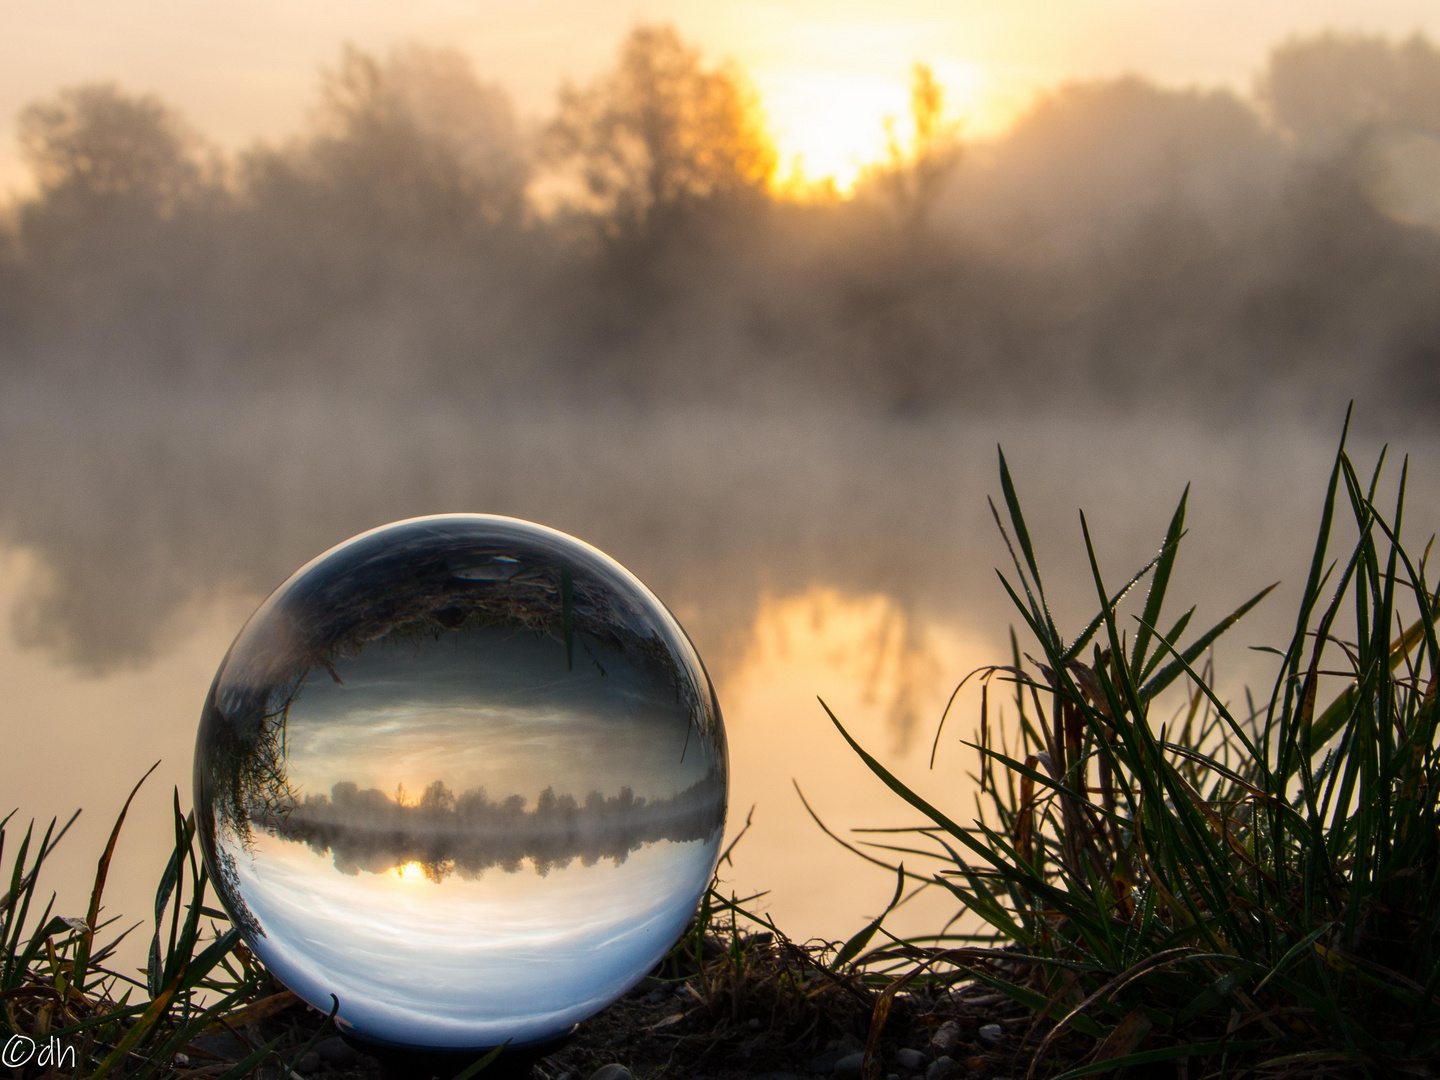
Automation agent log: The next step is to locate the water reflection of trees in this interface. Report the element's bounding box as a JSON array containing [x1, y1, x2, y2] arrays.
[[258, 776, 725, 881]]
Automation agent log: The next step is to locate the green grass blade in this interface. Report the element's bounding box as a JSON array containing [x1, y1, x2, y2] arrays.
[[1139, 583, 1277, 703], [831, 863, 905, 971], [1130, 485, 1188, 681]]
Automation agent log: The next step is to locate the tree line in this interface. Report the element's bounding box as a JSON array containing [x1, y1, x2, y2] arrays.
[[1, 25, 1439, 418], [262, 774, 727, 881]]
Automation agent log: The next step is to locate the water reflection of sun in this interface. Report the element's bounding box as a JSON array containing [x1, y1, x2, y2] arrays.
[[729, 585, 988, 754], [715, 584, 995, 947]]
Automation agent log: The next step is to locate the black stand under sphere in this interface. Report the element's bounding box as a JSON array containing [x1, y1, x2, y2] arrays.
[[342, 1028, 577, 1080]]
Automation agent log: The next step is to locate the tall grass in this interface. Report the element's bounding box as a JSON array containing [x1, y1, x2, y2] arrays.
[[828, 416, 1440, 1077], [0, 769, 306, 1079]]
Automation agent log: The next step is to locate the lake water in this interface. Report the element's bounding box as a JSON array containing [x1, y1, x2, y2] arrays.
[[0, 384, 1432, 983]]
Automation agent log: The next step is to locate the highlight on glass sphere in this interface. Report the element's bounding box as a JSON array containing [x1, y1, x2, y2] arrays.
[[193, 515, 727, 1051]]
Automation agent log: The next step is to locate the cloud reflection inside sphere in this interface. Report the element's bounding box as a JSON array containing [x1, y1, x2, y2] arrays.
[[194, 515, 727, 1050]]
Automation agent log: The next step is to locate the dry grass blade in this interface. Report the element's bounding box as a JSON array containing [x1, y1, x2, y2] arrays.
[[196, 990, 297, 1036], [72, 760, 160, 994]]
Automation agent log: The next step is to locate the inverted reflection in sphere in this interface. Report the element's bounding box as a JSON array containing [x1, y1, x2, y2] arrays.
[[194, 515, 727, 1050]]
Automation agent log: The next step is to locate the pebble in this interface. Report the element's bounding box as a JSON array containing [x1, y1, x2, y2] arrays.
[[925, 1056, 957, 1080], [315, 1037, 363, 1068], [928, 1021, 963, 1057], [815, 1033, 868, 1074], [833, 1052, 866, 1080], [747, 1017, 762, 1030], [977, 1024, 1003, 1048], [294, 1051, 321, 1075], [895, 1048, 927, 1071], [587, 1065, 633, 1080]]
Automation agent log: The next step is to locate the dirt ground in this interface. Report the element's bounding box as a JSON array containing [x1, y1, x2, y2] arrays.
[[174, 937, 1037, 1080]]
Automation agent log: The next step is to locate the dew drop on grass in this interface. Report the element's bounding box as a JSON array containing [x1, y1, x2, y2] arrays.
[[194, 515, 727, 1050]]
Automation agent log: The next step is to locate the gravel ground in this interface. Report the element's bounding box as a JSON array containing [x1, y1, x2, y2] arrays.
[[171, 942, 1039, 1080]]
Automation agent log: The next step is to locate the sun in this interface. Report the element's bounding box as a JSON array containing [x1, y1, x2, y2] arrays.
[[396, 860, 427, 882], [759, 69, 907, 194], [753, 60, 986, 196]]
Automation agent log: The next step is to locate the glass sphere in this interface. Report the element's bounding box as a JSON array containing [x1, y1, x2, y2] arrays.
[[194, 515, 727, 1050]]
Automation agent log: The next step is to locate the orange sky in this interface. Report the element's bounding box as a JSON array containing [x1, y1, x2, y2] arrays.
[[3, 0, 1440, 194]]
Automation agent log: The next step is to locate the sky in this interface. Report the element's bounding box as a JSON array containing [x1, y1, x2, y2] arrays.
[[232, 828, 715, 1046], [4, 0, 1440, 194]]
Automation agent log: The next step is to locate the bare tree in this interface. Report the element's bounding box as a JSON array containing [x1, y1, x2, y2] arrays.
[[545, 24, 775, 239], [863, 63, 963, 238], [244, 44, 528, 237], [1259, 32, 1440, 154], [10, 84, 221, 370], [18, 83, 204, 216]]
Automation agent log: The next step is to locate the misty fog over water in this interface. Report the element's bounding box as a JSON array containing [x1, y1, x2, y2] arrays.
[[2, 28, 1440, 418], [2, 26, 1440, 950], [3, 390, 1436, 951]]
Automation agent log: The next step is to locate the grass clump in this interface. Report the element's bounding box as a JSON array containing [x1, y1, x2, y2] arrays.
[[827, 416, 1440, 1077], [0, 769, 316, 1080]]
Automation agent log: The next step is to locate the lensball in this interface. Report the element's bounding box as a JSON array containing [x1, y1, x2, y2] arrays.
[[194, 515, 727, 1050]]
